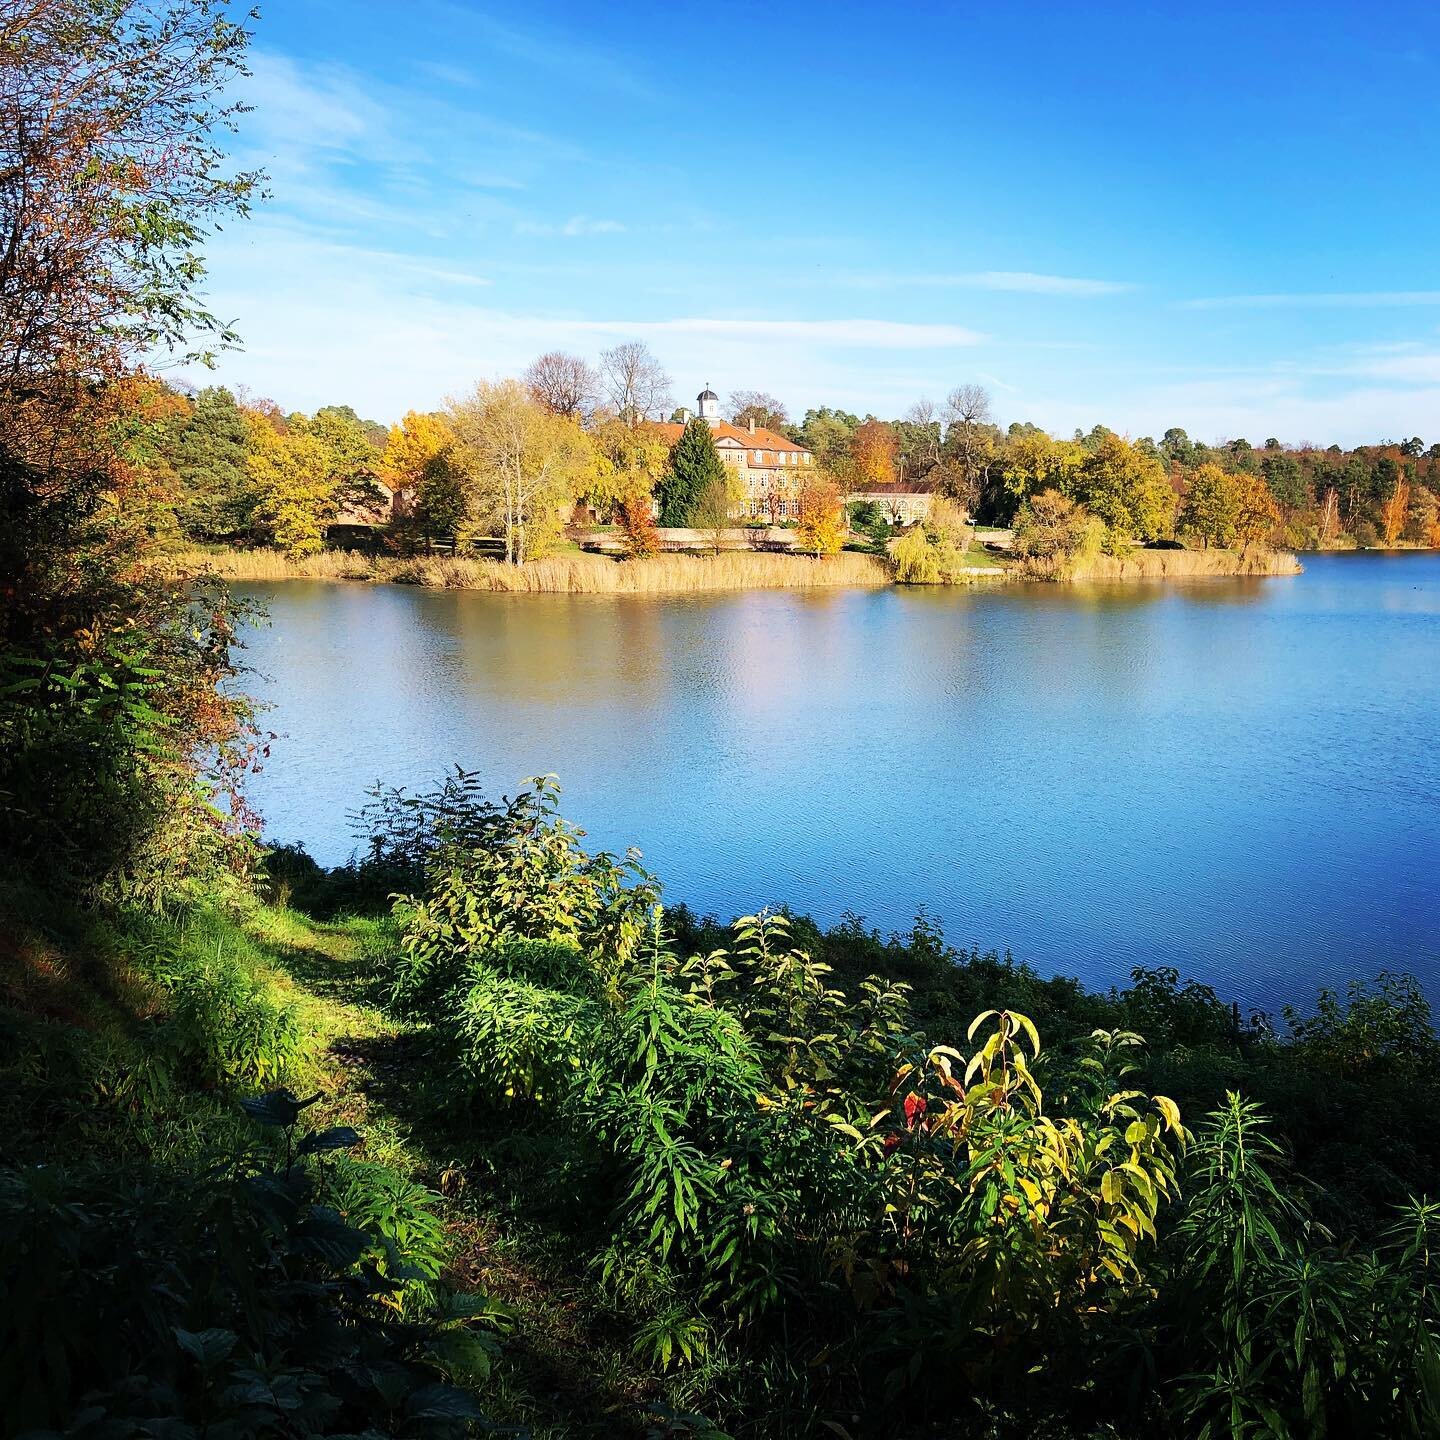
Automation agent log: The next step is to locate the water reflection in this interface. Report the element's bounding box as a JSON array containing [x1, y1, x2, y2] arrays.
[[237, 552, 1440, 1009]]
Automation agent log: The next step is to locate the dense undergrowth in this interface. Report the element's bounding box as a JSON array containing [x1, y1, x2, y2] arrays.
[[12, 771, 1430, 1437]]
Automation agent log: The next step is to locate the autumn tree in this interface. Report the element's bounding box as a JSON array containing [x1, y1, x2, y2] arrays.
[[1232, 470, 1281, 546], [850, 419, 898, 487], [796, 473, 845, 556], [524, 351, 598, 418], [617, 494, 660, 558], [728, 390, 788, 430], [0, 0, 263, 887], [1071, 433, 1176, 541], [380, 410, 452, 492], [0, 0, 259, 410], [1405, 485, 1440, 546], [599, 340, 672, 425], [1380, 479, 1411, 546], [1177, 464, 1276, 549], [997, 430, 1085, 521], [381, 410, 457, 548], [445, 380, 593, 563], [582, 413, 670, 519], [247, 417, 336, 555], [655, 417, 726, 527]]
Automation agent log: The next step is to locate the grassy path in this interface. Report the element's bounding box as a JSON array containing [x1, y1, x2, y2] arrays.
[[245, 905, 662, 1438]]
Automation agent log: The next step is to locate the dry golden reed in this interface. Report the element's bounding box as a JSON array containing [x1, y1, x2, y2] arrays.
[[1066, 547, 1302, 581], [167, 547, 892, 594]]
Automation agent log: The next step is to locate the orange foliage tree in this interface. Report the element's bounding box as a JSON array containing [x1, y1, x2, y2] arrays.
[[618, 494, 661, 558], [850, 420, 898, 488], [1381, 480, 1411, 546]]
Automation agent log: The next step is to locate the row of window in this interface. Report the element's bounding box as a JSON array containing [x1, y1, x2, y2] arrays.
[[721, 447, 812, 467]]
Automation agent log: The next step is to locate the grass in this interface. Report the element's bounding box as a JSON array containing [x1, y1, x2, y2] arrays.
[[962, 542, 1007, 571], [0, 879, 670, 1436], [168, 546, 891, 594]]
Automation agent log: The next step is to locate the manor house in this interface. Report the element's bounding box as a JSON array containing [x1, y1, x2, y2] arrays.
[[653, 387, 814, 520]]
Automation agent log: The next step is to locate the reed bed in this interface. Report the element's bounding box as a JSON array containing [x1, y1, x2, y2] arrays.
[[1069, 546, 1302, 581], [168, 546, 892, 594], [1013, 545, 1302, 582]]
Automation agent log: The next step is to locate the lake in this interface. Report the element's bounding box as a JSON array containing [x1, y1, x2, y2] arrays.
[[236, 550, 1440, 1012]]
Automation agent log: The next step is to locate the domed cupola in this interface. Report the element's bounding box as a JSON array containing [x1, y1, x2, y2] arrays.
[[696, 385, 721, 422]]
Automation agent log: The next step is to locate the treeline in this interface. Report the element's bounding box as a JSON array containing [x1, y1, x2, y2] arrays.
[[139, 366, 1439, 575], [789, 393, 1440, 551]]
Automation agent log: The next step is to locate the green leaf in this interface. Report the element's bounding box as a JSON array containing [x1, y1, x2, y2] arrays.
[[297, 1125, 363, 1154], [402, 1382, 488, 1422], [173, 1326, 237, 1369], [240, 1089, 320, 1128]]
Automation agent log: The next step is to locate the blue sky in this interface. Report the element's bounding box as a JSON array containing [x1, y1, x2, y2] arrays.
[[196, 0, 1440, 445]]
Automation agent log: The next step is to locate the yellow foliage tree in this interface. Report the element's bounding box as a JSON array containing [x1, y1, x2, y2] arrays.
[[1071, 434, 1175, 542], [850, 420, 897, 488], [245, 416, 336, 555], [999, 430, 1085, 512], [1381, 479, 1411, 546], [582, 415, 671, 518], [380, 410, 452, 492], [1179, 464, 1278, 549], [797, 473, 846, 556], [445, 380, 595, 563]]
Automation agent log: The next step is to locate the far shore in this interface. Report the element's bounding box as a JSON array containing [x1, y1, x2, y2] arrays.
[[167, 543, 1303, 595]]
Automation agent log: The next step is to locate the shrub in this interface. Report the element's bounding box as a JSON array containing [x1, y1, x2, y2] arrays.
[[1013, 488, 1102, 576], [452, 965, 598, 1105], [389, 773, 659, 1014], [325, 1158, 448, 1299], [892, 524, 939, 582]]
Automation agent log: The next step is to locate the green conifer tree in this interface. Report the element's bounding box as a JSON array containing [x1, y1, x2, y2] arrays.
[[164, 386, 258, 540], [656, 418, 726, 526]]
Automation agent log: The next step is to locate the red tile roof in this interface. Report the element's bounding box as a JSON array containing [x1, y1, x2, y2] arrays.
[[646, 420, 809, 455]]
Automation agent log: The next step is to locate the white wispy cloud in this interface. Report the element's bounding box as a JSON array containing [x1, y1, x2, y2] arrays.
[[588, 318, 986, 348], [429, 2, 651, 98], [1177, 291, 1440, 310], [515, 215, 628, 237], [196, 223, 992, 419], [835, 270, 1135, 296]]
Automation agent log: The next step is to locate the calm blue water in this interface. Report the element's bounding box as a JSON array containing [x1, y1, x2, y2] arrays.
[[236, 551, 1440, 1010]]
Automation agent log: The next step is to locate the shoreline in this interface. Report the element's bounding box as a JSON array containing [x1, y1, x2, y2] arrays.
[[168, 544, 1302, 594]]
